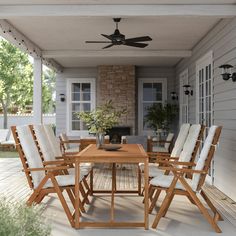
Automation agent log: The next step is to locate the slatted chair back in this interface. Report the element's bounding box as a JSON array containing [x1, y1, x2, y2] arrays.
[[192, 126, 222, 192], [33, 125, 57, 162], [43, 124, 62, 157], [178, 124, 204, 163], [164, 133, 174, 151], [170, 123, 190, 157], [59, 133, 70, 151], [11, 125, 45, 189]]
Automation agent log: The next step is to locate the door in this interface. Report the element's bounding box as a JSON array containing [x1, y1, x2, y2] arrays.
[[138, 78, 167, 135], [196, 51, 213, 183], [179, 69, 189, 126]]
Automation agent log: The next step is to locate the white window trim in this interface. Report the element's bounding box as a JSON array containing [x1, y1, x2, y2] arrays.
[[179, 68, 189, 126], [66, 78, 96, 136], [196, 51, 213, 124], [138, 78, 167, 135]]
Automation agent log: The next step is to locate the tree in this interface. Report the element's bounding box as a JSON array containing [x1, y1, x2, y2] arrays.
[[0, 39, 32, 128], [0, 39, 56, 128]]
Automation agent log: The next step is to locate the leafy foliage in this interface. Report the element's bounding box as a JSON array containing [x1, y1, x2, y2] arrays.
[[145, 103, 178, 131], [77, 100, 127, 134], [0, 198, 51, 236], [0, 39, 55, 127]]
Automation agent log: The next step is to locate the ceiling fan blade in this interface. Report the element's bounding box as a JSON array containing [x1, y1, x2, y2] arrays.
[[102, 44, 114, 49], [85, 41, 111, 43], [125, 36, 152, 43], [124, 42, 148, 48], [101, 34, 113, 40]]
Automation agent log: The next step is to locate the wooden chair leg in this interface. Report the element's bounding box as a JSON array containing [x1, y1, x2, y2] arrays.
[[149, 188, 162, 214], [152, 176, 178, 229], [138, 167, 142, 195], [34, 192, 46, 204], [180, 177, 222, 233], [83, 177, 90, 193], [90, 167, 93, 196], [162, 192, 174, 217], [80, 182, 90, 204], [200, 190, 224, 221], [66, 189, 75, 208], [186, 195, 196, 205], [50, 175, 74, 227]]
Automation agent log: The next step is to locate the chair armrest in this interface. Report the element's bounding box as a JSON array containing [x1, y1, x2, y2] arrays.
[[43, 160, 74, 165], [24, 166, 71, 172], [61, 140, 80, 144], [156, 160, 196, 166], [159, 166, 207, 174]]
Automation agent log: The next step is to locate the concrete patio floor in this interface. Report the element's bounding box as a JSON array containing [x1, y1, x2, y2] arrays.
[[0, 158, 235, 236]]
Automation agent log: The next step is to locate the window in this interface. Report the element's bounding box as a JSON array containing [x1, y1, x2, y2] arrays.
[[67, 78, 95, 136], [138, 78, 167, 135]]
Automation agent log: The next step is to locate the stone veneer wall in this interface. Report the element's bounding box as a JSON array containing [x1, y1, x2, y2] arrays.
[[97, 65, 135, 134]]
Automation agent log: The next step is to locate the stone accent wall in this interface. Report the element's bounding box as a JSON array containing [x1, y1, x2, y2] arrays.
[[97, 65, 135, 134]]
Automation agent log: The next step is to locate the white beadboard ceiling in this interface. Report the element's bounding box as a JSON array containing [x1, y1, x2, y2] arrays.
[[0, 0, 235, 68]]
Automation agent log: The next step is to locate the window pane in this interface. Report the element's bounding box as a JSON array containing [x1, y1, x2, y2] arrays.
[[143, 83, 153, 101], [72, 92, 80, 101], [82, 93, 91, 101], [72, 112, 79, 120], [82, 83, 91, 92], [72, 83, 80, 92], [72, 121, 80, 130], [153, 83, 162, 101], [72, 104, 80, 112], [82, 103, 91, 111]]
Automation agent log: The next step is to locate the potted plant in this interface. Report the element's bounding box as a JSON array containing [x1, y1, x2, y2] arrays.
[[77, 100, 126, 148], [0, 198, 51, 236], [145, 103, 178, 137]]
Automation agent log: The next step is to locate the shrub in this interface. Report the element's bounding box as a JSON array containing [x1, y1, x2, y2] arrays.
[[0, 198, 51, 236]]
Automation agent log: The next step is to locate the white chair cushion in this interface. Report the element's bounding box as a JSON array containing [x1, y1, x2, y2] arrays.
[[171, 123, 190, 157], [44, 174, 82, 188], [16, 125, 45, 189], [65, 147, 80, 153], [150, 174, 192, 191], [164, 133, 174, 150], [139, 163, 163, 177], [152, 146, 169, 153], [0, 129, 9, 142], [192, 126, 218, 191], [44, 124, 62, 157], [34, 125, 57, 162], [178, 124, 201, 162]]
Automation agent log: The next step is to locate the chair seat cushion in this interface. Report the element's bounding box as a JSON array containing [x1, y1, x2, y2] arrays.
[[139, 163, 163, 177], [44, 173, 83, 188], [150, 174, 192, 191], [152, 146, 169, 153], [65, 147, 80, 153]]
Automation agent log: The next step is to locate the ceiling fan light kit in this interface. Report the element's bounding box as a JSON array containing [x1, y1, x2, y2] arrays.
[[85, 18, 152, 49]]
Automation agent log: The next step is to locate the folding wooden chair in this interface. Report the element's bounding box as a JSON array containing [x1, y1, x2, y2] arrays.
[[11, 125, 86, 227], [149, 125, 223, 233], [59, 132, 80, 153]]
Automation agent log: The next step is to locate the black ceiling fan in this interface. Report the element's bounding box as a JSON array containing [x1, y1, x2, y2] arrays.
[[85, 18, 152, 49]]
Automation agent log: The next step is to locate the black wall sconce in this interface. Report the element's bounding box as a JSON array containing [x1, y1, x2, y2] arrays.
[[183, 85, 193, 96], [59, 93, 66, 102], [170, 92, 178, 100], [219, 64, 236, 82]]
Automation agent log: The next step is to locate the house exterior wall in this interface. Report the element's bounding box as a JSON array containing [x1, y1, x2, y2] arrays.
[[56, 66, 176, 136], [175, 17, 236, 201]]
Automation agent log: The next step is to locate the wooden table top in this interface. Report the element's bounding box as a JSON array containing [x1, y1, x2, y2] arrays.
[[76, 144, 148, 163]]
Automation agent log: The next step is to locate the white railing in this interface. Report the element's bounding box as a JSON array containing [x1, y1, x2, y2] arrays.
[[0, 113, 56, 128]]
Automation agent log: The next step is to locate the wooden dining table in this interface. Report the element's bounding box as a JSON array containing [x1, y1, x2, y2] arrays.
[[74, 144, 149, 229]]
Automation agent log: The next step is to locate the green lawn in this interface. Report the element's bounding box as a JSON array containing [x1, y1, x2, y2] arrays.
[[0, 150, 19, 158]]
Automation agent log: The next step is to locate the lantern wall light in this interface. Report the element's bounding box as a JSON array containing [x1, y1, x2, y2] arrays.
[[219, 64, 236, 82], [183, 85, 193, 96]]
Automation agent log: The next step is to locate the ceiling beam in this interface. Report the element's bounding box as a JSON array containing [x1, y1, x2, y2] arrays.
[[0, 19, 63, 72], [0, 4, 235, 18], [42, 50, 192, 58]]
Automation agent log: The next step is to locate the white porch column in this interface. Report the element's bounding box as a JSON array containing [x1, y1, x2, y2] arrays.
[[33, 57, 43, 124]]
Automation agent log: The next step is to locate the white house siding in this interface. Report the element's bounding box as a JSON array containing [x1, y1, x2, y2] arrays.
[[56, 67, 97, 136], [175, 17, 236, 201]]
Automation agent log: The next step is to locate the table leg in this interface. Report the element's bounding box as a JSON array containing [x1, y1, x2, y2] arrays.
[[111, 163, 116, 222], [144, 159, 149, 229], [75, 159, 80, 229]]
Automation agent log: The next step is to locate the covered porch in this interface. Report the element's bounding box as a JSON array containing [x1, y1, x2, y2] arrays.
[[1, 0, 236, 234]]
